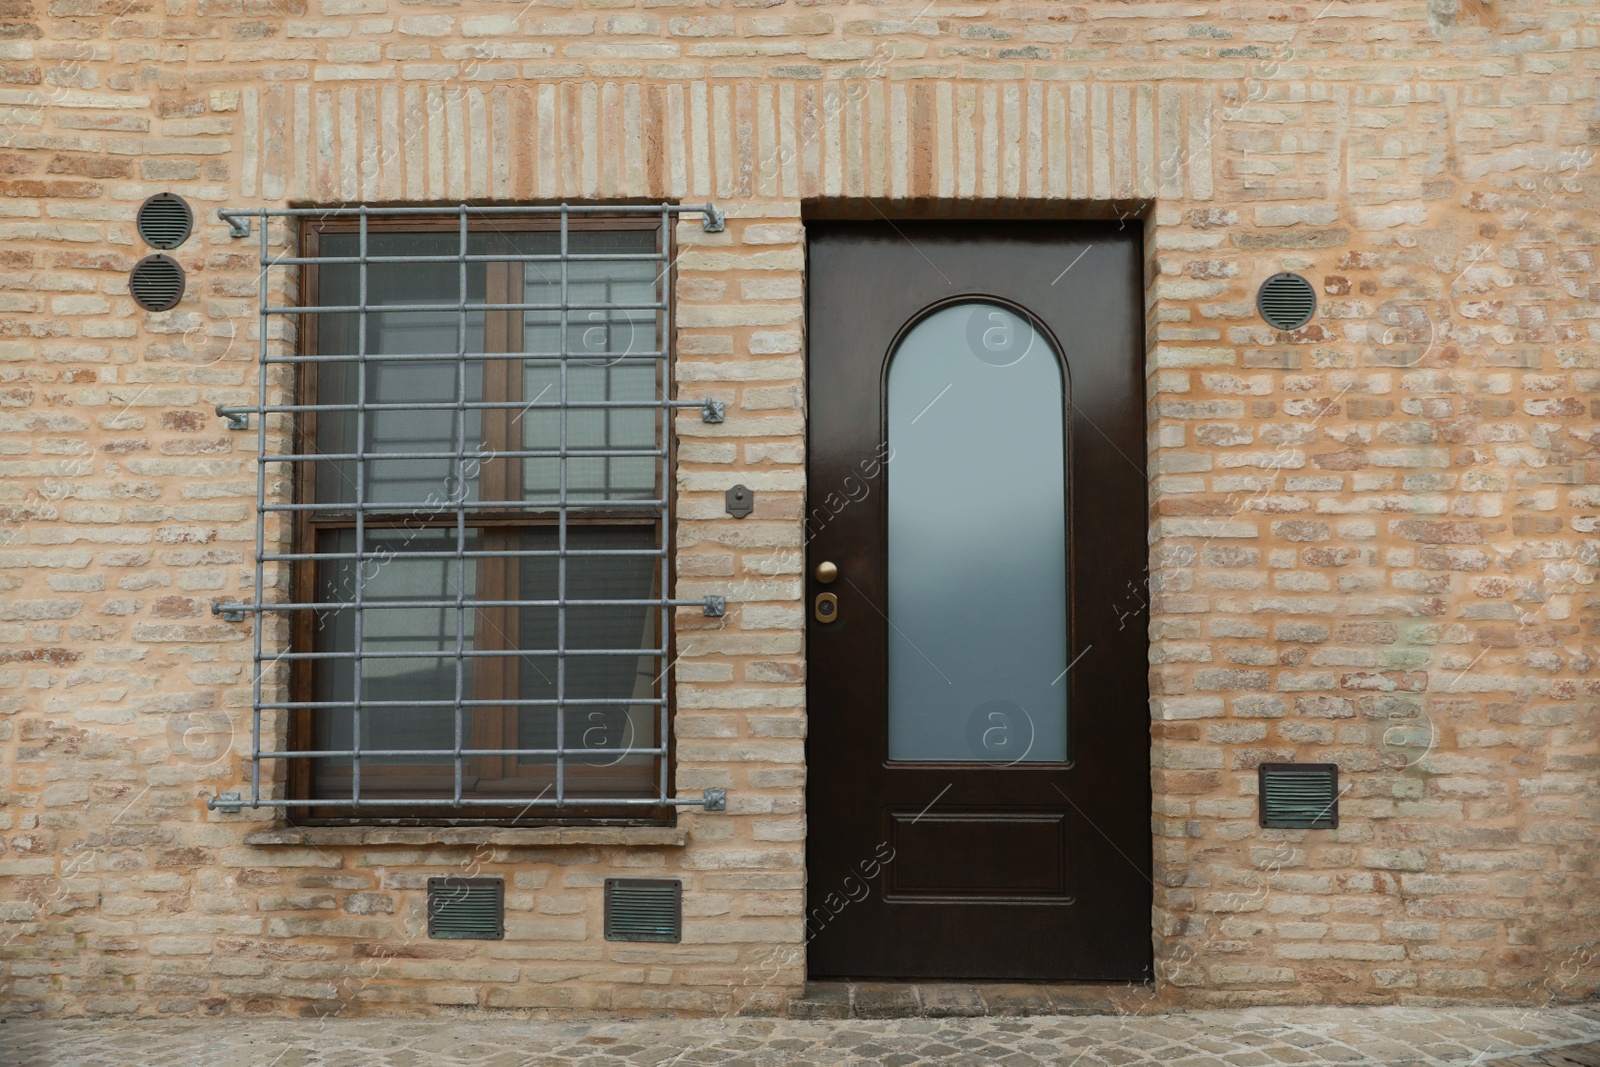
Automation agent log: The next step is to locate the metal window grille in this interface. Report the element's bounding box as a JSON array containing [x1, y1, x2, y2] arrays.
[[209, 203, 729, 817]]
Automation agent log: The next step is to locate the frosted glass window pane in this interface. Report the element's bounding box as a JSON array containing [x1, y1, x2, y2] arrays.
[[522, 230, 660, 502], [313, 528, 479, 768], [515, 525, 660, 773], [315, 232, 487, 507], [886, 302, 1068, 762]]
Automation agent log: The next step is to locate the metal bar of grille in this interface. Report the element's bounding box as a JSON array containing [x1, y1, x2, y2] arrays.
[[557, 208, 569, 808], [260, 649, 668, 661], [224, 797, 705, 809], [263, 697, 669, 709], [257, 499, 669, 513], [230, 599, 702, 610], [657, 206, 672, 810], [263, 449, 666, 462], [453, 205, 469, 808], [246, 399, 690, 415], [261, 549, 666, 562], [251, 351, 672, 366], [251, 206, 268, 812], [208, 202, 726, 817], [267, 254, 665, 266], [264, 300, 667, 315], [353, 206, 369, 811], [260, 746, 666, 758], [261, 698, 669, 709], [223, 204, 716, 218]]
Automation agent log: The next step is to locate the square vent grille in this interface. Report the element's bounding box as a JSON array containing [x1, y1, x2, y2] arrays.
[[427, 877, 504, 940], [605, 878, 682, 943], [1259, 763, 1339, 829]]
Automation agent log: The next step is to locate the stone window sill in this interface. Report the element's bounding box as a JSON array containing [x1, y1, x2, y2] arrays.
[[242, 826, 687, 848]]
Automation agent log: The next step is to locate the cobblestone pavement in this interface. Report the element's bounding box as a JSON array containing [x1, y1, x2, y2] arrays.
[[5, 1005, 1600, 1067]]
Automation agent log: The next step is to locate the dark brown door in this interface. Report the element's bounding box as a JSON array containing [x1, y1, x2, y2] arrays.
[[804, 221, 1151, 981]]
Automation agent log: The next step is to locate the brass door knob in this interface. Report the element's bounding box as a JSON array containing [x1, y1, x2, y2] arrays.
[[814, 561, 838, 584]]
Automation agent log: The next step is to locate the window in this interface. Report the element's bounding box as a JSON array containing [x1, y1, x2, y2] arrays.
[[215, 205, 727, 822]]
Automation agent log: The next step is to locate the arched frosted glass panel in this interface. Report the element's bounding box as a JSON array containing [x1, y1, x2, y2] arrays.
[[887, 302, 1068, 762]]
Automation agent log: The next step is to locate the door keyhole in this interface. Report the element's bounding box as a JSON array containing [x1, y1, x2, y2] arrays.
[[814, 591, 838, 624]]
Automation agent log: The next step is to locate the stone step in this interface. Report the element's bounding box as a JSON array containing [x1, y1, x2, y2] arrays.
[[786, 981, 1162, 1020]]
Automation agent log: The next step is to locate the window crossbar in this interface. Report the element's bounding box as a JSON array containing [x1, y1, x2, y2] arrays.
[[208, 202, 731, 818]]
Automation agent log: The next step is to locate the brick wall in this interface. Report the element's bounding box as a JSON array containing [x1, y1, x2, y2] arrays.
[[1, 0, 1597, 1016]]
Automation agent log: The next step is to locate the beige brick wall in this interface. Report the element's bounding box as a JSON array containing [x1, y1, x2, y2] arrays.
[[2, 0, 1598, 1016]]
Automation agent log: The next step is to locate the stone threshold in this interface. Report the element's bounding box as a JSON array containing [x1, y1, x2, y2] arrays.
[[788, 980, 1162, 1019], [243, 826, 688, 848], [1494, 1045, 1600, 1067]]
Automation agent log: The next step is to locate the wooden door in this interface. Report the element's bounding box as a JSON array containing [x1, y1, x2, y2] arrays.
[[804, 221, 1151, 981]]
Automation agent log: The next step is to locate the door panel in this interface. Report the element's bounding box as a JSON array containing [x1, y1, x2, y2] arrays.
[[804, 221, 1151, 981], [887, 812, 1069, 899]]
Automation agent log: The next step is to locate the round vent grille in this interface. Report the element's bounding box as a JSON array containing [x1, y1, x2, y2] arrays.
[[1257, 272, 1317, 331], [130, 254, 186, 312], [136, 192, 193, 250]]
